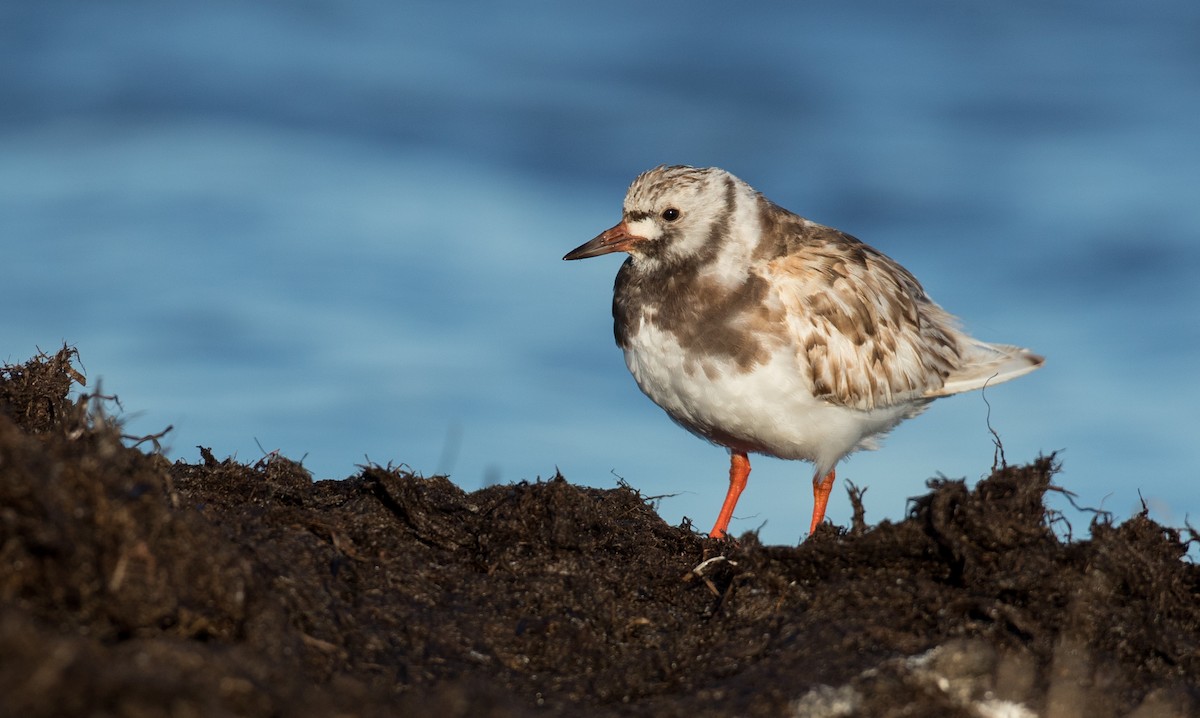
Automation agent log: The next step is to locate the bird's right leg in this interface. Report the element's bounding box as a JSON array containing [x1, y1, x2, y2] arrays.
[[710, 451, 750, 539]]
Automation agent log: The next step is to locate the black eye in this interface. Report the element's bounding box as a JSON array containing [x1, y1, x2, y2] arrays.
[[661, 208, 680, 222]]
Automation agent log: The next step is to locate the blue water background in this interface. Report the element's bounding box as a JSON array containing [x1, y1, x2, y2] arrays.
[[4, 1, 1198, 545]]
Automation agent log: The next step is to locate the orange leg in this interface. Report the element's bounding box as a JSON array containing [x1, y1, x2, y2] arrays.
[[710, 452, 750, 539], [808, 468, 836, 534]]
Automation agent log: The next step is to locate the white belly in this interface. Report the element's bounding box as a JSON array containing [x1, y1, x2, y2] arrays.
[[622, 322, 920, 474]]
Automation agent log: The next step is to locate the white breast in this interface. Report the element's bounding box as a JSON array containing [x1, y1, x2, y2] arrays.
[[621, 320, 923, 475]]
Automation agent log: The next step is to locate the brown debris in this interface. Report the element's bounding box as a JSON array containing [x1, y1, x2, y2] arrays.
[[0, 350, 1197, 717]]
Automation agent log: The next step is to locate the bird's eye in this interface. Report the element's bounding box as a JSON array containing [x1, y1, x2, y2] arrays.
[[661, 208, 680, 222]]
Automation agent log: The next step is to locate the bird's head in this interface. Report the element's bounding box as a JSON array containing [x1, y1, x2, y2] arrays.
[[563, 165, 744, 270]]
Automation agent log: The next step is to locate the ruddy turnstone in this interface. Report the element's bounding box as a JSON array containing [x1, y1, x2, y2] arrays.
[[564, 165, 1044, 539]]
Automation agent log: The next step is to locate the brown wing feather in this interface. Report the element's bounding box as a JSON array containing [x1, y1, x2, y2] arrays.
[[765, 224, 965, 410]]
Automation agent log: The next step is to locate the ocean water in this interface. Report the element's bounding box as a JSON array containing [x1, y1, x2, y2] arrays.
[[3, 1, 1198, 545]]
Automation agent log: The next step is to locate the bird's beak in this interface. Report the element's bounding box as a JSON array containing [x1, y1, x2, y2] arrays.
[[563, 221, 644, 261]]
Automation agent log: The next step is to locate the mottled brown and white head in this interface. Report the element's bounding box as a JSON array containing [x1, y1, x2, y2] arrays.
[[563, 165, 761, 273]]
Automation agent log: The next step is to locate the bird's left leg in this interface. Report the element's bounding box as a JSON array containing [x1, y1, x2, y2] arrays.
[[808, 468, 836, 534]]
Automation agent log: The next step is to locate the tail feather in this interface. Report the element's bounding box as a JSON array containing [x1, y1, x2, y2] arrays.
[[926, 341, 1044, 398]]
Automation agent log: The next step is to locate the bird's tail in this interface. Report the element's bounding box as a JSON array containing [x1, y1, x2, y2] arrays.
[[926, 341, 1044, 398]]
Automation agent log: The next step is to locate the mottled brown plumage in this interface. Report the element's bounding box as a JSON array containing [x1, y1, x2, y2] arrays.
[[565, 165, 1044, 538]]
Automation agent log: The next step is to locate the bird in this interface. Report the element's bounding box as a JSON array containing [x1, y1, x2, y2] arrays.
[[563, 165, 1044, 539]]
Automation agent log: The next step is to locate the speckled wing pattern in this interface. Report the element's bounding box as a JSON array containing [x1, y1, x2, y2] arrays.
[[764, 226, 966, 411]]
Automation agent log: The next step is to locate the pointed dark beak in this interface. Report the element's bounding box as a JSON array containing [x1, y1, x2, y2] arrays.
[[563, 221, 644, 261]]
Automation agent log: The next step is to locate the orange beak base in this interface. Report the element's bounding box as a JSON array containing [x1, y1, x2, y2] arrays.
[[563, 222, 643, 260]]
